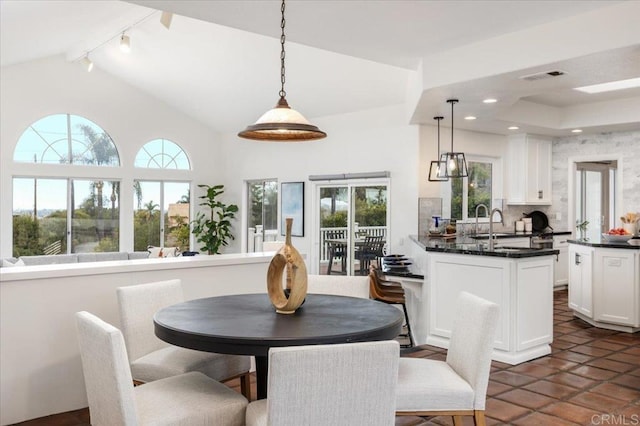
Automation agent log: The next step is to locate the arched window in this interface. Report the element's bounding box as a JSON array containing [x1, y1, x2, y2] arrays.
[[134, 138, 190, 169], [11, 114, 120, 256], [14, 114, 119, 165]]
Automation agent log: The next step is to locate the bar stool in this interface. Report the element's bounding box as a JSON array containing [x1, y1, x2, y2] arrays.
[[368, 267, 415, 348]]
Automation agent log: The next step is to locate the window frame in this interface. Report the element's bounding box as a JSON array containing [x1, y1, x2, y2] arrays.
[[442, 155, 503, 223]]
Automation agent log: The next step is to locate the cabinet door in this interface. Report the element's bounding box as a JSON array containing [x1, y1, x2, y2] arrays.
[[593, 249, 639, 327], [506, 135, 552, 205], [535, 139, 552, 204], [554, 236, 569, 287], [568, 245, 593, 317]]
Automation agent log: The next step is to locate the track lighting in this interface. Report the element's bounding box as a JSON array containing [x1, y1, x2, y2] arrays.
[[160, 11, 173, 29], [120, 33, 131, 53], [82, 56, 94, 72]]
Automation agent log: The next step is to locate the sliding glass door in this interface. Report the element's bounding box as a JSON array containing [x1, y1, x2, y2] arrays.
[[316, 180, 388, 276]]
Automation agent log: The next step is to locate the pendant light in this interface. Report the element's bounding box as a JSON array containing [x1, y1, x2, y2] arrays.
[[238, 0, 326, 141], [439, 99, 468, 178], [428, 116, 448, 182]]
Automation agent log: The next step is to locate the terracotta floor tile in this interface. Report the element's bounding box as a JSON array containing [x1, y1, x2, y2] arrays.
[[511, 412, 579, 425], [490, 370, 537, 387], [606, 352, 640, 365], [485, 398, 532, 423], [523, 380, 580, 399], [623, 347, 640, 356], [487, 380, 513, 397], [569, 345, 614, 357], [603, 334, 640, 345], [540, 401, 603, 424], [612, 374, 640, 390], [571, 365, 619, 380], [627, 367, 640, 377], [589, 340, 628, 351], [586, 358, 636, 373], [532, 356, 578, 371], [553, 350, 595, 364], [552, 340, 579, 350], [569, 391, 627, 412], [557, 334, 593, 345], [496, 388, 557, 410], [546, 372, 598, 389], [615, 406, 640, 420], [508, 363, 560, 378], [590, 383, 640, 402]]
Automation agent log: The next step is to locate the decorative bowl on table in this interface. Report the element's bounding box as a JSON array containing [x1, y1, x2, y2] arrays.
[[602, 233, 632, 242]]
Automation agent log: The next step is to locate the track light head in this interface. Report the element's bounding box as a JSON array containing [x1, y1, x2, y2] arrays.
[[82, 56, 94, 72], [120, 34, 131, 53]]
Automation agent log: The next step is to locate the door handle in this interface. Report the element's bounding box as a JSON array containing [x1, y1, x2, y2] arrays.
[[575, 253, 581, 265]]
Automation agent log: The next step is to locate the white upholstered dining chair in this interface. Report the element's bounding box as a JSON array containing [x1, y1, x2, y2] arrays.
[[395, 291, 499, 426], [245, 340, 399, 426], [306, 274, 370, 299], [75, 311, 247, 426], [116, 279, 252, 398]]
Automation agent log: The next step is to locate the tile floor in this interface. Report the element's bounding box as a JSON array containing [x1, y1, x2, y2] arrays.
[[12, 290, 640, 426]]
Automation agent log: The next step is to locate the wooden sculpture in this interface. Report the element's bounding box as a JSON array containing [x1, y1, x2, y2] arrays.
[[267, 218, 308, 314]]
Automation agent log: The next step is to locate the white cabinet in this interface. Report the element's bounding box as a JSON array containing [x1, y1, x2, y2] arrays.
[[593, 249, 640, 328], [568, 244, 593, 318], [554, 236, 569, 287], [506, 134, 552, 205]]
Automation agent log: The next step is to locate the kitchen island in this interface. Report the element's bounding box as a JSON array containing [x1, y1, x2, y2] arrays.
[[568, 237, 639, 332], [407, 235, 559, 364]]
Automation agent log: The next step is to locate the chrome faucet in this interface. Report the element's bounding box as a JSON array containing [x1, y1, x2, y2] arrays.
[[475, 204, 489, 235], [489, 208, 504, 250]]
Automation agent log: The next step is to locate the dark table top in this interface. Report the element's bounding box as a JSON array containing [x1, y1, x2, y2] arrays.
[[154, 293, 404, 357]]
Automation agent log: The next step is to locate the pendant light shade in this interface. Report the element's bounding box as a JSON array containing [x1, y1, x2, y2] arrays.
[[238, 0, 326, 142], [428, 116, 448, 182], [440, 99, 468, 178]]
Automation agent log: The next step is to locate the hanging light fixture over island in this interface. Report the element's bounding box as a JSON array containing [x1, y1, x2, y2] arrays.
[[238, 0, 326, 142], [440, 99, 468, 178]]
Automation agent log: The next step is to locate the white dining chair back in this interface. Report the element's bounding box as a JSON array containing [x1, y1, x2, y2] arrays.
[[306, 274, 370, 299], [395, 291, 499, 425], [75, 311, 248, 426], [117, 279, 252, 397], [245, 340, 399, 426]]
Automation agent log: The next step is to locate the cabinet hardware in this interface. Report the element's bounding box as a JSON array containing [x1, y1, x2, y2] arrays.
[[575, 253, 581, 265], [538, 190, 543, 199]]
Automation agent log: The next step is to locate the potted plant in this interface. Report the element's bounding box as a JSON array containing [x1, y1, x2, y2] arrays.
[[191, 184, 239, 254]]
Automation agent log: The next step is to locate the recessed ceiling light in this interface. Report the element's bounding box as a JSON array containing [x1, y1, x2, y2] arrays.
[[508, 126, 519, 130], [574, 77, 640, 94], [483, 98, 497, 104], [571, 129, 583, 133], [464, 116, 476, 120]]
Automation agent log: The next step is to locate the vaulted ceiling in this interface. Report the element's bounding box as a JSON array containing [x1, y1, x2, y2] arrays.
[[2, 0, 639, 136]]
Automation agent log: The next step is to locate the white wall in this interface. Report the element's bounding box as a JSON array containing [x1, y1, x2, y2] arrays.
[[0, 55, 223, 257], [217, 104, 420, 262]]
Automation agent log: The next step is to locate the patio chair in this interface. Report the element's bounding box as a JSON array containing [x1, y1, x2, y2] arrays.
[[325, 229, 347, 274]]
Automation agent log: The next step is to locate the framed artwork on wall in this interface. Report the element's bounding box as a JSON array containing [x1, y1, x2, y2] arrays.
[[281, 182, 304, 236]]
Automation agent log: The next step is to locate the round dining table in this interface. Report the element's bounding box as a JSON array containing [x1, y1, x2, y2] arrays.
[[154, 293, 403, 399]]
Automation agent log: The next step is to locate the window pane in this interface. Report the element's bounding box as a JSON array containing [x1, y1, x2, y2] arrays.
[[70, 115, 119, 166], [164, 182, 190, 249], [135, 139, 190, 170], [320, 187, 348, 227], [12, 178, 67, 256], [134, 181, 161, 251], [467, 161, 492, 218], [14, 114, 119, 166], [450, 177, 463, 221], [354, 186, 387, 228], [71, 180, 120, 252]]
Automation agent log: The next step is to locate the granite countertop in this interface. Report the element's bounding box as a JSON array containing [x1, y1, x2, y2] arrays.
[[568, 237, 640, 250], [469, 230, 571, 240], [409, 235, 560, 258]]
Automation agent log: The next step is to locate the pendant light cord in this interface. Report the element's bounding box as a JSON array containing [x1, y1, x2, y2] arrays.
[[450, 100, 454, 151], [279, 0, 287, 99]]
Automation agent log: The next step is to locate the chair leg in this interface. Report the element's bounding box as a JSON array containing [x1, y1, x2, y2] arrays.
[[326, 252, 335, 275], [240, 372, 252, 400], [401, 303, 414, 348], [474, 410, 486, 426], [452, 415, 463, 426]]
